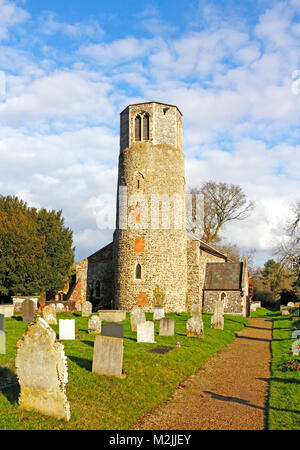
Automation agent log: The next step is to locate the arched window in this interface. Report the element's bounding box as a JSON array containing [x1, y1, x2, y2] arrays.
[[135, 264, 142, 279], [135, 115, 141, 141], [95, 280, 100, 298], [221, 292, 226, 308], [143, 114, 149, 140], [136, 172, 144, 190]]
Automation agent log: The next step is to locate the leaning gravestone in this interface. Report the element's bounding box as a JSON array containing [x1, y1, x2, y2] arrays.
[[82, 301, 93, 317], [15, 317, 70, 421], [211, 300, 224, 330], [43, 304, 57, 325], [187, 316, 204, 338], [159, 317, 175, 336], [22, 299, 35, 322], [101, 322, 123, 339], [88, 315, 102, 334], [92, 335, 124, 378], [0, 330, 5, 354], [59, 319, 75, 340], [153, 307, 165, 321], [130, 307, 146, 332], [137, 321, 156, 343]]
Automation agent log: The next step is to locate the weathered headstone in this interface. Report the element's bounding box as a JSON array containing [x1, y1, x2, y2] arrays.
[[190, 304, 201, 317], [211, 300, 224, 330], [98, 310, 126, 322], [43, 304, 57, 325], [82, 301, 93, 317], [59, 319, 75, 340], [0, 304, 14, 318], [130, 307, 146, 332], [0, 330, 5, 354], [22, 299, 35, 322], [55, 303, 65, 313], [186, 316, 204, 338], [0, 313, 4, 332], [15, 317, 70, 421], [92, 335, 124, 378], [159, 317, 175, 336], [88, 315, 102, 334], [101, 322, 123, 339], [137, 321, 156, 343], [282, 308, 290, 316], [153, 307, 165, 321]]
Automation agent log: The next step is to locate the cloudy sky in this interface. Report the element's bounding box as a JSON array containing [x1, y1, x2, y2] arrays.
[[0, 0, 299, 268]]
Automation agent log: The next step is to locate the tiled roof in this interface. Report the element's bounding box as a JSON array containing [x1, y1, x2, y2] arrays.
[[204, 262, 243, 290]]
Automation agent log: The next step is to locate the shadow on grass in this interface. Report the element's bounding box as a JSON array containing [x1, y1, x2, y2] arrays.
[[270, 376, 300, 385], [236, 335, 271, 343], [68, 355, 92, 372], [0, 367, 20, 406]]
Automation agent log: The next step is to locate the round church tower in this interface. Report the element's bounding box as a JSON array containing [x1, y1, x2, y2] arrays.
[[113, 102, 187, 312]]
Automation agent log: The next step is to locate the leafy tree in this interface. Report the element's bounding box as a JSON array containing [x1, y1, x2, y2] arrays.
[[0, 195, 74, 298]]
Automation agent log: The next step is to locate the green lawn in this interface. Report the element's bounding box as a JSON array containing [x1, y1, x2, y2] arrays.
[[0, 311, 247, 430], [268, 311, 300, 430]]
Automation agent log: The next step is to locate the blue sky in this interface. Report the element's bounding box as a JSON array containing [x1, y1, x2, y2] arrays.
[[0, 0, 300, 268]]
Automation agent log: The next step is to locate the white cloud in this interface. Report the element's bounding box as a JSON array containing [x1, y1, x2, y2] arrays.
[[0, 0, 29, 41], [38, 11, 104, 38]]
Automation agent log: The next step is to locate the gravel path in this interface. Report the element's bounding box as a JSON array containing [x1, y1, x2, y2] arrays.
[[134, 317, 272, 430]]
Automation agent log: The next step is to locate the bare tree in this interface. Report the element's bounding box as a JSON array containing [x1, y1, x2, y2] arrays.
[[187, 181, 255, 244]]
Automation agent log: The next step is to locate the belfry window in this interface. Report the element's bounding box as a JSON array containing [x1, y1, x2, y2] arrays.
[[135, 264, 142, 279], [135, 113, 150, 142], [95, 280, 100, 298]]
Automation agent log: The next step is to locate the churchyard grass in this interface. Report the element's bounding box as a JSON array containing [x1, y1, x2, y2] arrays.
[[268, 312, 300, 430], [0, 312, 247, 430]]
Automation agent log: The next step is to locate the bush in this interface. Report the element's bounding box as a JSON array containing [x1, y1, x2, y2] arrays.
[[279, 289, 298, 306]]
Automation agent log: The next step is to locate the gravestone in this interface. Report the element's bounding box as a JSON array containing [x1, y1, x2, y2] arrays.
[[137, 321, 156, 343], [190, 304, 201, 317], [22, 299, 35, 322], [153, 307, 165, 321], [43, 304, 57, 325], [0, 304, 14, 318], [88, 315, 102, 334], [101, 322, 123, 339], [0, 330, 5, 354], [282, 308, 290, 316], [59, 319, 75, 340], [287, 302, 295, 309], [15, 317, 70, 421], [130, 307, 146, 332], [55, 303, 65, 313], [186, 316, 204, 338], [82, 301, 93, 317], [159, 318, 175, 336], [98, 310, 126, 322], [0, 313, 4, 332], [211, 300, 224, 330], [92, 335, 124, 378]]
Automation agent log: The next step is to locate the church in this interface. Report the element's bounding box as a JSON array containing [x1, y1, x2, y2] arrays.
[[69, 102, 250, 317]]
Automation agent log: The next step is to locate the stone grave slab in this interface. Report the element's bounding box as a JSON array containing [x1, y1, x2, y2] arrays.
[[147, 345, 174, 354], [99, 310, 126, 322], [0, 304, 14, 318], [82, 301, 92, 317], [137, 321, 156, 343], [88, 315, 102, 334], [130, 307, 146, 332], [15, 317, 70, 421], [186, 316, 204, 338], [159, 317, 175, 336], [0, 330, 5, 354], [59, 319, 75, 340], [101, 322, 123, 339], [22, 299, 35, 322], [43, 304, 57, 325], [92, 335, 124, 378]]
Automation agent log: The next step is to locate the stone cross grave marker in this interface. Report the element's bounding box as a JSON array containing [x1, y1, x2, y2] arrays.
[[43, 304, 57, 325], [88, 315, 102, 334], [186, 316, 204, 338], [159, 317, 175, 336], [101, 322, 123, 339], [137, 321, 156, 343], [59, 319, 75, 340], [92, 335, 124, 378], [153, 307, 165, 321], [82, 301, 93, 317], [130, 307, 146, 332], [22, 299, 35, 322], [15, 317, 70, 421]]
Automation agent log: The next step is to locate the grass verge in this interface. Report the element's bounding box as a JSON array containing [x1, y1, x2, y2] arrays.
[[0, 311, 247, 430]]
